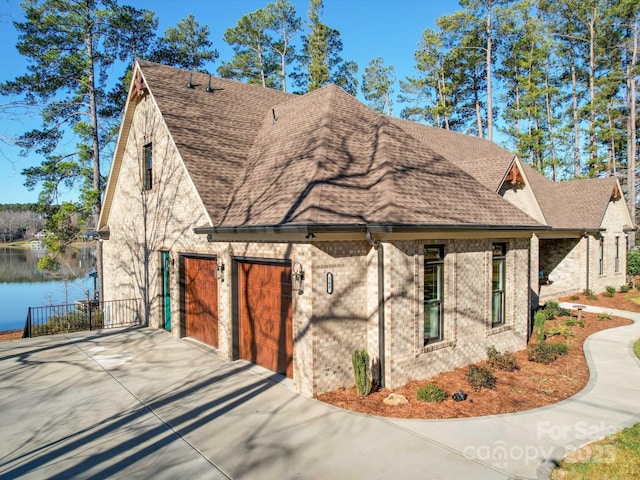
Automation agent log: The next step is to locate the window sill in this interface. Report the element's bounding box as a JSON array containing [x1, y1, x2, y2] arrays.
[[418, 339, 456, 356], [486, 324, 512, 336]]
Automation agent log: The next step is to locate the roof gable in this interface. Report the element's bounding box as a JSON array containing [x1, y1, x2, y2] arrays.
[[519, 163, 627, 230]]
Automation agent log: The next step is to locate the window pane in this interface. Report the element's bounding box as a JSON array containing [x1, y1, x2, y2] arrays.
[[424, 264, 441, 301], [492, 258, 503, 292], [424, 245, 444, 345], [492, 291, 503, 326], [425, 304, 440, 340]]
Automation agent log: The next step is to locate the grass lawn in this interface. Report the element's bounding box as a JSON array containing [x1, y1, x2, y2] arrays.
[[552, 337, 640, 479]]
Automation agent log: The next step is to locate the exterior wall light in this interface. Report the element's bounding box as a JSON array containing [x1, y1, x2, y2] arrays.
[[216, 258, 225, 281], [291, 262, 304, 294]]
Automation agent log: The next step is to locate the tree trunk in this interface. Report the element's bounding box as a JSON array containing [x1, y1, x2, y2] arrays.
[[485, 4, 493, 141], [544, 63, 558, 181], [86, 28, 103, 302], [588, 8, 598, 170], [628, 16, 638, 246], [571, 62, 581, 176]]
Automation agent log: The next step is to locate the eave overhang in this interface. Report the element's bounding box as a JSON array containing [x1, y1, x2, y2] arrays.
[[194, 222, 549, 242]]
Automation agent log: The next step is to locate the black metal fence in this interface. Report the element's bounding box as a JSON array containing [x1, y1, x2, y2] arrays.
[[24, 298, 143, 338]]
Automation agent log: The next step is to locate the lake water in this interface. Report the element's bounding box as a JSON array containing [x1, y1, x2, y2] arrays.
[[0, 246, 96, 331]]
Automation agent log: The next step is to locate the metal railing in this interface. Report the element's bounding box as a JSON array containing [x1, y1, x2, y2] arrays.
[[24, 298, 143, 338]]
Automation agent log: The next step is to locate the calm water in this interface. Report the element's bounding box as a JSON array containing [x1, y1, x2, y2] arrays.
[[0, 246, 96, 331]]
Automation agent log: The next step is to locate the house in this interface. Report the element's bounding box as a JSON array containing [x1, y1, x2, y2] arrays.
[[98, 61, 631, 396], [391, 119, 633, 306]]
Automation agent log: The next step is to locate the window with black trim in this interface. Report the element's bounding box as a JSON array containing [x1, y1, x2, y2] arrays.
[[492, 243, 506, 327], [143, 142, 153, 191], [424, 245, 444, 345]]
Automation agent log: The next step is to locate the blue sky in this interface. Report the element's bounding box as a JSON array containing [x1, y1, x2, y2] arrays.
[[0, 0, 458, 204]]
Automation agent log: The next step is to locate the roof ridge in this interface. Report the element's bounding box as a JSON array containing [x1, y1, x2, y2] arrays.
[[372, 116, 397, 222], [314, 85, 340, 225]]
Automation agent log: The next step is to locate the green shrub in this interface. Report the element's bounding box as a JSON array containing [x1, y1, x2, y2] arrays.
[[564, 318, 584, 328], [556, 307, 571, 317], [547, 342, 568, 355], [465, 365, 497, 391], [527, 343, 558, 364], [546, 325, 576, 338], [534, 310, 547, 344], [597, 312, 612, 320], [545, 300, 559, 311], [627, 249, 640, 276], [603, 291, 615, 298], [606, 285, 617, 294], [352, 349, 372, 396], [416, 383, 448, 403], [620, 284, 631, 293], [487, 346, 520, 372], [569, 295, 580, 301]]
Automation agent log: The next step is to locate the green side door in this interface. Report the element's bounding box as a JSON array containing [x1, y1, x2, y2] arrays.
[[162, 251, 171, 331]]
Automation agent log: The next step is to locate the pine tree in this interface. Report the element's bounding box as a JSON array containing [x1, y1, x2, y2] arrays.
[[152, 14, 218, 72], [361, 57, 396, 115]]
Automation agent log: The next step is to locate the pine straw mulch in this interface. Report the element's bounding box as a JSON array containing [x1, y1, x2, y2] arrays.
[[317, 295, 636, 419], [0, 329, 23, 342]]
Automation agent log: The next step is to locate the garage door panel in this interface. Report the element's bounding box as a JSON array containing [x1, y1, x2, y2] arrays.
[[184, 257, 219, 348], [239, 261, 293, 378]]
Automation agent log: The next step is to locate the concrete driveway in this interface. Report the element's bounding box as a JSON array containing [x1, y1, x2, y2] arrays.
[[1, 304, 639, 479]]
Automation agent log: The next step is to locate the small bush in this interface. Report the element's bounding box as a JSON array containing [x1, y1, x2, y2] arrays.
[[545, 300, 559, 310], [527, 343, 558, 364], [627, 249, 640, 276], [564, 318, 584, 327], [352, 349, 372, 396], [620, 284, 630, 293], [556, 307, 571, 317], [465, 365, 497, 391], [547, 342, 568, 355], [606, 285, 616, 294], [569, 295, 580, 301], [487, 346, 520, 372], [597, 312, 612, 320], [583, 289, 593, 296], [603, 291, 615, 298], [416, 383, 448, 403], [586, 293, 598, 300], [534, 310, 547, 344], [546, 325, 576, 338]]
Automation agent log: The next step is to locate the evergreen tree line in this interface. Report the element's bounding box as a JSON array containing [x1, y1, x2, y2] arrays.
[[1, 0, 638, 279]]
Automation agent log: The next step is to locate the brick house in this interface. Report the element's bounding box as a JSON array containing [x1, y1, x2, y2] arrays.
[[98, 61, 631, 395]]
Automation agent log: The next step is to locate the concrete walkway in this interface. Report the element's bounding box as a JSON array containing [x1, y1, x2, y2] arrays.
[[0, 304, 638, 480]]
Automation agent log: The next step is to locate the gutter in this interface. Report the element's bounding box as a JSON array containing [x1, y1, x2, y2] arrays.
[[366, 232, 385, 389], [194, 222, 549, 237]]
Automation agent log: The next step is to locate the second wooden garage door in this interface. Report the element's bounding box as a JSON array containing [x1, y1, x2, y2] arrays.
[[184, 256, 218, 348], [238, 261, 293, 378]]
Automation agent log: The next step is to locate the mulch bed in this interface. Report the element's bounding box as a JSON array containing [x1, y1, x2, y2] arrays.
[[0, 329, 23, 342], [317, 304, 632, 419]]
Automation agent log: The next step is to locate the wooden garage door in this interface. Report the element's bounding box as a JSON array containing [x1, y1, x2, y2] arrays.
[[238, 261, 293, 378], [184, 256, 218, 347]]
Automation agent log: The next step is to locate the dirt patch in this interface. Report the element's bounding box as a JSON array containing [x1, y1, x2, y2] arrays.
[[317, 307, 632, 419], [0, 330, 23, 342]]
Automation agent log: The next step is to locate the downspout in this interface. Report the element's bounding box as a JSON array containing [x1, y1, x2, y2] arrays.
[[366, 232, 385, 388], [584, 233, 590, 292]]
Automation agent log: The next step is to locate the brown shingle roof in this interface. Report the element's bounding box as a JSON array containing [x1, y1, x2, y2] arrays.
[[138, 60, 292, 223], [390, 118, 515, 192], [218, 84, 541, 228], [129, 61, 542, 231], [520, 163, 620, 229]]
